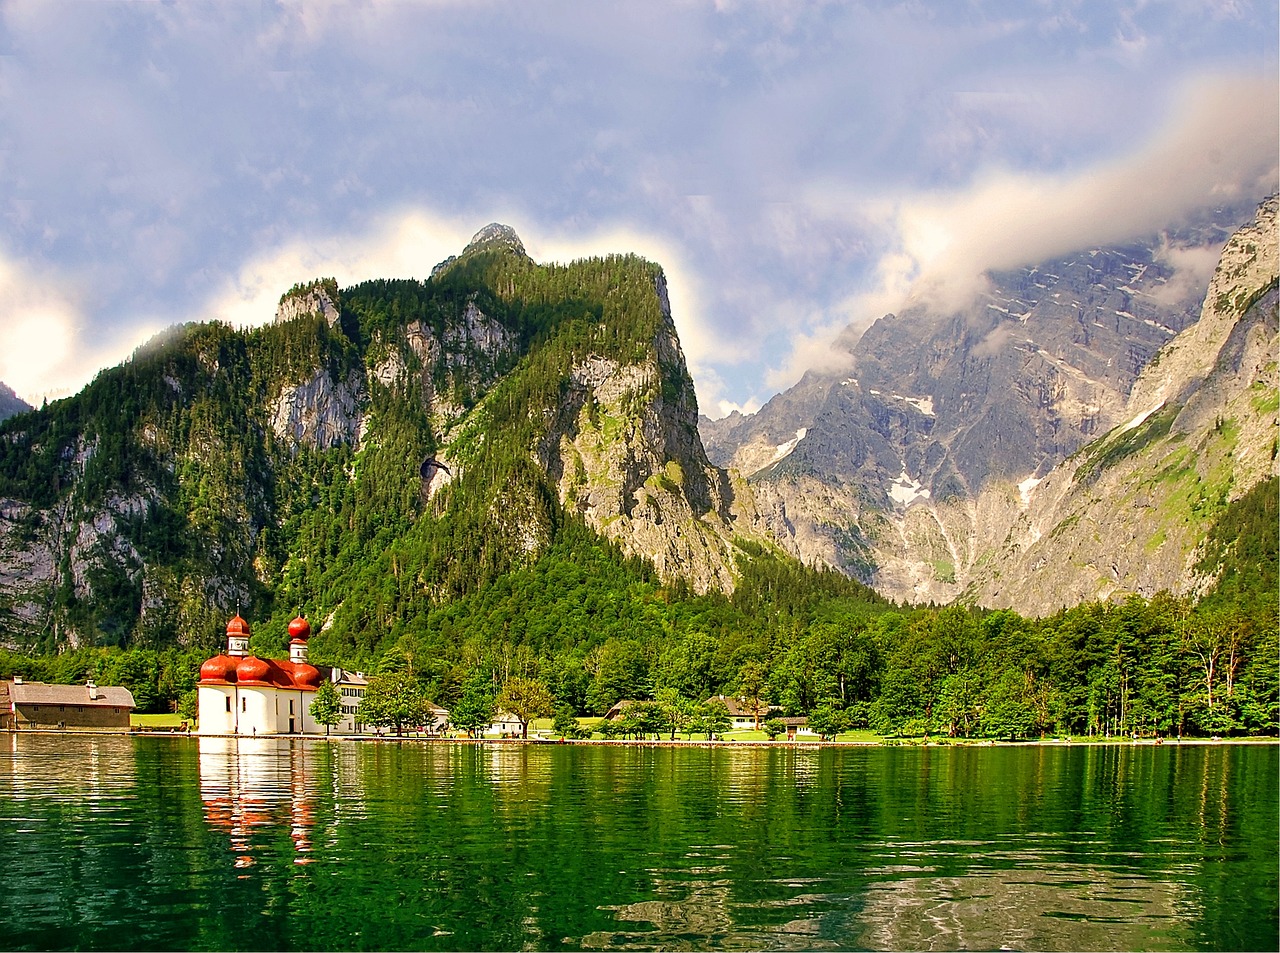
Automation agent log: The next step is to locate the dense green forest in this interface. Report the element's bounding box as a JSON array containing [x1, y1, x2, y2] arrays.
[[2, 490, 1275, 739], [0, 237, 1274, 740]]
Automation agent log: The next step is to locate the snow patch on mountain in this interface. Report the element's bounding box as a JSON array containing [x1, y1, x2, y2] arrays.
[[888, 470, 931, 508], [770, 428, 807, 464]]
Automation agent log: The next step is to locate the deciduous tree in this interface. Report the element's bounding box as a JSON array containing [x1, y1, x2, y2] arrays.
[[496, 675, 553, 739], [309, 680, 342, 735]]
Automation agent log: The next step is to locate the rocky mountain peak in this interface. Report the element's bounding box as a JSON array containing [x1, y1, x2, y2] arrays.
[[0, 382, 32, 422], [463, 223, 527, 259], [432, 223, 530, 278]]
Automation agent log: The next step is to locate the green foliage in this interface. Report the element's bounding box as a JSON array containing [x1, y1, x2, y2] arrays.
[[450, 673, 496, 738], [1196, 477, 1278, 614], [1073, 402, 1180, 484], [807, 704, 850, 740], [762, 718, 786, 740], [698, 698, 731, 739], [360, 671, 430, 736], [495, 675, 554, 739], [309, 680, 343, 734]]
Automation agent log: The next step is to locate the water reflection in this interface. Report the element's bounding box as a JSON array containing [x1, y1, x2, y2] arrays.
[[198, 737, 317, 868], [1, 737, 1273, 952], [4, 731, 137, 803], [854, 867, 1188, 951]]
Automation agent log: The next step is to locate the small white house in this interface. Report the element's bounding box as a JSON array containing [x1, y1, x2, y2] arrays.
[[487, 710, 524, 737]]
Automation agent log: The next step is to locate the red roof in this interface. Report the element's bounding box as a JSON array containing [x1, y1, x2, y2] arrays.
[[199, 653, 319, 692]]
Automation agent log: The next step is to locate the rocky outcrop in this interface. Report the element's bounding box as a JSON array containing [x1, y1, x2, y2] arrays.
[[0, 382, 30, 422], [270, 368, 365, 449], [530, 274, 744, 594], [400, 301, 521, 428], [276, 279, 341, 326]]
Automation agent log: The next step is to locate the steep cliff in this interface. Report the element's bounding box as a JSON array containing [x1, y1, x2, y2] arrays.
[[531, 273, 742, 592], [0, 226, 758, 653], [963, 196, 1278, 613]]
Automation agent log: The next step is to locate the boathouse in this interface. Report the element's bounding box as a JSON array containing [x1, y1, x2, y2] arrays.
[[2, 677, 135, 729]]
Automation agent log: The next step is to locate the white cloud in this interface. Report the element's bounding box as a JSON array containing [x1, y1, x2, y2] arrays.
[[0, 254, 162, 405], [763, 68, 1279, 388], [1149, 240, 1226, 309], [205, 210, 477, 328], [859, 72, 1277, 315]]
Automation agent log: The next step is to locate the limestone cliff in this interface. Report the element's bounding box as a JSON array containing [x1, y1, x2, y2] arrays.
[[963, 195, 1278, 613], [276, 278, 341, 326], [531, 273, 743, 593]]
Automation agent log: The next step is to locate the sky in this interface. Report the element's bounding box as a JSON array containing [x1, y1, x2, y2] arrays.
[[0, 1, 1276, 417]]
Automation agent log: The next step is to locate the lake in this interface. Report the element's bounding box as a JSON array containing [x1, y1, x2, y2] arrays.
[[0, 734, 1275, 952]]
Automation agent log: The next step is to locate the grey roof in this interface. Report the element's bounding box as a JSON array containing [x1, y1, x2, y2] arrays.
[[9, 681, 136, 709], [705, 696, 777, 718], [319, 666, 368, 687]]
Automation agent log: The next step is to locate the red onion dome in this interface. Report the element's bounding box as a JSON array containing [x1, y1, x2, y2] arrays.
[[287, 616, 311, 641], [236, 656, 271, 683], [199, 655, 238, 684], [294, 664, 321, 690], [226, 614, 252, 638]]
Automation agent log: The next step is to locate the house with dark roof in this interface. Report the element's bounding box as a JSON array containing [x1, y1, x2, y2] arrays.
[[3, 677, 136, 729], [704, 695, 777, 729]]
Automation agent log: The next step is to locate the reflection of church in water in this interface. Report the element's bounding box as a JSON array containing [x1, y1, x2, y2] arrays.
[[198, 737, 317, 868]]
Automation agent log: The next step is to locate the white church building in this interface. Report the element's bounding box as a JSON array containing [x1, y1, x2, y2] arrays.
[[198, 614, 324, 735]]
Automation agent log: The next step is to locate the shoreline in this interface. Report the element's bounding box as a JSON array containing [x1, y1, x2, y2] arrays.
[[8, 727, 1278, 748]]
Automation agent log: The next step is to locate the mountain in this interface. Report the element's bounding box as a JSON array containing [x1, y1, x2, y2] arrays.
[[703, 200, 1274, 609], [0, 383, 31, 422], [964, 195, 1278, 613], [0, 226, 765, 656]]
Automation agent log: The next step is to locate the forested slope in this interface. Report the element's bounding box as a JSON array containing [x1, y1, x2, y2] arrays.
[[0, 227, 744, 656], [0, 225, 1273, 739]]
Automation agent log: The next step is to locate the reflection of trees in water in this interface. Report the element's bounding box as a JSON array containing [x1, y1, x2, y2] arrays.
[[853, 868, 1188, 952]]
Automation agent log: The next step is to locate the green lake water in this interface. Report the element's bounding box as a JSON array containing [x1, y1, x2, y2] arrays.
[[0, 734, 1276, 952]]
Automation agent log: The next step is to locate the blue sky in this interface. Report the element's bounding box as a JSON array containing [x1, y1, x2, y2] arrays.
[[1, 1, 1276, 416]]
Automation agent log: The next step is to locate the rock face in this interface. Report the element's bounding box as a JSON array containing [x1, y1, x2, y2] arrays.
[[276, 279, 341, 326], [703, 201, 1269, 608], [270, 369, 365, 449], [0, 224, 761, 649], [963, 196, 1278, 613], [533, 274, 742, 593], [0, 382, 31, 422]]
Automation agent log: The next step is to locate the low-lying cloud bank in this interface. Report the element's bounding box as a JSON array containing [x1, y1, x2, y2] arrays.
[[760, 72, 1279, 394]]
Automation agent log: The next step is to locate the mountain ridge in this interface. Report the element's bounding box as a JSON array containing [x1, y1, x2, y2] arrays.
[[702, 198, 1275, 611], [0, 227, 774, 655]]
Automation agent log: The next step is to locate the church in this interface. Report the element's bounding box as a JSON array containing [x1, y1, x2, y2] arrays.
[[197, 613, 323, 735]]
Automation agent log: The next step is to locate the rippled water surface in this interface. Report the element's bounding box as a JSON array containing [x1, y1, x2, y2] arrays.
[[1, 735, 1275, 951]]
